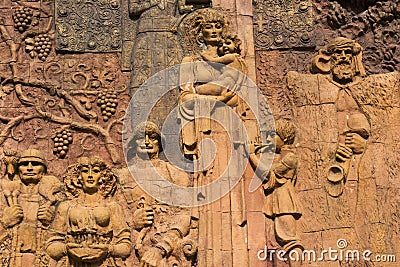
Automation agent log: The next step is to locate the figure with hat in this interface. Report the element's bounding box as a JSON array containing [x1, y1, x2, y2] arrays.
[[0, 148, 63, 266], [287, 37, 400, 257], [309, 38, 372, 197]]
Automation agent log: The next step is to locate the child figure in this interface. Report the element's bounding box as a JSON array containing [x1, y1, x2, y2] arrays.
[[196, 34, 246, 100], [249, 119, 303, 267]]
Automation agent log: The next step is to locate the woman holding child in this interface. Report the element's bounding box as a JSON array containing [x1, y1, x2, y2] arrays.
[[178, 8, 253, 266], [179, 8, 248, 162]]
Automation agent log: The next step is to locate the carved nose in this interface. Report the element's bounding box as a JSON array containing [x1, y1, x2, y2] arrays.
[[27, 162, 33, 170]]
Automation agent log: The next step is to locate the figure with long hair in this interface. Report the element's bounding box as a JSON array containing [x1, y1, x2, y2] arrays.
[[46, 157, 131, 267]]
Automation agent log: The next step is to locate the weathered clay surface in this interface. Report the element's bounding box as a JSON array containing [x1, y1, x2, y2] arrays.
[[0, 1, 397, 266]]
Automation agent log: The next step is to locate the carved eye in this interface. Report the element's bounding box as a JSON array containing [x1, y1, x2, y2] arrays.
[[149, 133, 158, 140], [92, 167, 101, 174], [136, 133, 145, 140], [266, 131, 276, 138]]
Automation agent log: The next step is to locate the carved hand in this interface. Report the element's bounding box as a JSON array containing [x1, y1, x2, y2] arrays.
[[179, 4, 194, 13], [37, 204, 56, 226], [132, 207, 154, 230], [201, 51, 216, 62], [336, 143, 353, 161], [345, 132, 366, 154], [248, 143, 256, 155], [217, 89, 235, 103], [139, 247, 163, 267], [244, 142, 264, 157], [2, 205, 23, 228]]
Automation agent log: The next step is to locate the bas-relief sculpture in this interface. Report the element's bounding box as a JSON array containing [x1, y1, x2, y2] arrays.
[[0, 2, 125, 164], [128, 0, 210, 94], [46, 157, 131, 267], [287, 37, 400, 260], [178, 8, 257, 267], [322, 0, 399, 74], [0, 149, 63, 266], [55, 0, 122, 52], [114, 122, 198, 267], [125, 0, 211, 123], [0, 1, 399, 267], [249, 119, 302, 267], [252, 0, 314, 50]]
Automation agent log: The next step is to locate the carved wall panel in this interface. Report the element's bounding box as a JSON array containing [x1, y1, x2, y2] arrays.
[[255, 0, 400, 116], [252, 0, 315, 50], [0, 1, 131, 178], [55, 0, 122, 52], [254, 1, 400, 266], [0, 0, 398, 266], [0, 1, 205, 266]]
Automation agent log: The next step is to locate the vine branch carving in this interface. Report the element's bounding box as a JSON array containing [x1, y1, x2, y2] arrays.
[[0, 6, 124, 163]]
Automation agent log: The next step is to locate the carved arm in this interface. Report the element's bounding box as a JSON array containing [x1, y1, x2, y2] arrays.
[[129, 0, 160, 17]]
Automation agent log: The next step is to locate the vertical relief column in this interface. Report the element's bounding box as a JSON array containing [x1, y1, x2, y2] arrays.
[[211, 1, 260, 266], [178, 7, 262, 267], [212, 0, 256, 81], [250, 1, 315, 266]]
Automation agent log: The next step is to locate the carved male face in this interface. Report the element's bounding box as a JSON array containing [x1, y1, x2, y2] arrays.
[[135, 130, 160, 160], [18, 161, 45, 185], [201, 22, 223, 44], [80, 165, 102, 194], [330, 46, 356, 84]]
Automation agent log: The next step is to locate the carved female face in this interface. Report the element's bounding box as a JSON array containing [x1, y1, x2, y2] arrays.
[[201, 22, 223, 45], [80, 165, 102, 194], [135, 130, 160, 160]]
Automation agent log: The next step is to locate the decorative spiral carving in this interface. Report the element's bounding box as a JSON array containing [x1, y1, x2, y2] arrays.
[[181, 238, 198, 257]]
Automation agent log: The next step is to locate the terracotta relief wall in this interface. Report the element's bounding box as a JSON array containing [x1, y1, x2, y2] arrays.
[[254, 1, 399, 267], [0, 0, 397, 266], [0, 1, 129, 171], [254, 0, 399, 117]]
